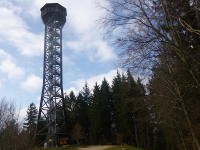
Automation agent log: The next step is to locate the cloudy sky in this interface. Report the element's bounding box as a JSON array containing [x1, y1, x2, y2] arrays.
[[0, 0, 124, 118]]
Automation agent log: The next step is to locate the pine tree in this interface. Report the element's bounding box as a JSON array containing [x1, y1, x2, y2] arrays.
[[89, 83, 101, 144], [127, 69, 140, 97], [78, 83, 92, 144], [99, 78, 112, 144], [81, 83, 92, 106], [111, 71, 122, 143], [23, 103, 38, 136], [64, 91, 77, 140], [68, 91, 77, 112], [136, 78, 145, 96]]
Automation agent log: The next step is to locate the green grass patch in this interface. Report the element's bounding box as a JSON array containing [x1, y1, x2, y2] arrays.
[[105, 145, 143, 150], [35, 146, 78, 150]]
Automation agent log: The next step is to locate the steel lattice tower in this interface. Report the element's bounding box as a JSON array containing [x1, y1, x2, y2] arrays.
[[38, 3, 67, 147]]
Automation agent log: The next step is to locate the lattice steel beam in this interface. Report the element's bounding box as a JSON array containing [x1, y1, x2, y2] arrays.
[[37, 3, 67, 147]]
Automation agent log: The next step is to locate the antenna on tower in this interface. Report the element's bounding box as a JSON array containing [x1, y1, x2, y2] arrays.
[[37, 3, 67, 147]]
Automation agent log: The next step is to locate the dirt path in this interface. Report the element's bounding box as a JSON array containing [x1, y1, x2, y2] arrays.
[[78, 145, 112, 150]]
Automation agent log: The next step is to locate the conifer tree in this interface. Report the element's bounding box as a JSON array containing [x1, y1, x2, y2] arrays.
[[23, 103, 38, 136], [89, 83, 101, 144], [81, 83, 92, 106], [136, 78, 145, 96], [68, 91, 77, 112], [99, 78, 112, 144], [111, 71, 122, 143], [78, 83, 91, 144]]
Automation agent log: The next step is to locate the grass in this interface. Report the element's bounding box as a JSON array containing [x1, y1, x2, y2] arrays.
[[105, 145, 143, 150], [35, 145, 143, 150], [35, 146, 78, 150]]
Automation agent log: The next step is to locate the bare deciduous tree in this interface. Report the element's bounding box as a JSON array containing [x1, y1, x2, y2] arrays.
[[0, 98, 33, 150]]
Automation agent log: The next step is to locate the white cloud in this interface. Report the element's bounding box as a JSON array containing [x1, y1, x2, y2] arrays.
[[0, 79, 6, 88], [63, 55, 74, 67], [13, 0, 116, 62], [67, 0, 105, 33], [66, 68, 123, 94], [36, 96, 41, 102], [0, 4, 43, 56], [94, 41, 117, 62], [0, 59, 25, 79], [66, 68, 149, 95], [15, 0, 107, 32], [65, 0, 117, 62], [0, 49, 25, 79], [21, 75, 42, 92], [67, 37, 117, 62], [0, 49, 12, 60], [0, 0, 116, 61]]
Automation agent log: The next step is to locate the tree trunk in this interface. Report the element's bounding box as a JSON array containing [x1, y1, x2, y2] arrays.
[[134, 122, 139, 147], [175, 83, 200, 150]]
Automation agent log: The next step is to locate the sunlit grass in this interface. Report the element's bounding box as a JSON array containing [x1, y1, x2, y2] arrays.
[[105, 145, 143, 150], [35, 146, 78, 150], [35, 145, 143, 150]]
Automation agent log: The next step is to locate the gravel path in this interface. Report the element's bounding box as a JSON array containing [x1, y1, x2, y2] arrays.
[[78, 145, 112, 150]]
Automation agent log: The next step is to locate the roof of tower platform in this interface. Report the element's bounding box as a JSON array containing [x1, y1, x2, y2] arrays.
[[41, 3, 66, 12], [41, 3, 67, 25]]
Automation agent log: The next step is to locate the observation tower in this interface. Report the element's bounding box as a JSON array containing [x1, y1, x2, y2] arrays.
[[37, 3, 67, 147]]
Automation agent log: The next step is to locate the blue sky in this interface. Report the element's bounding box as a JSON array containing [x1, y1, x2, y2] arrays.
[[0, 0, 123, 119]]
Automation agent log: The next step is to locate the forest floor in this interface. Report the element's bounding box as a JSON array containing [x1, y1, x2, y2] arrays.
[[35, 145, 142, 150], [78, 145, 142, 150], [78, 145, 112, 150]]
